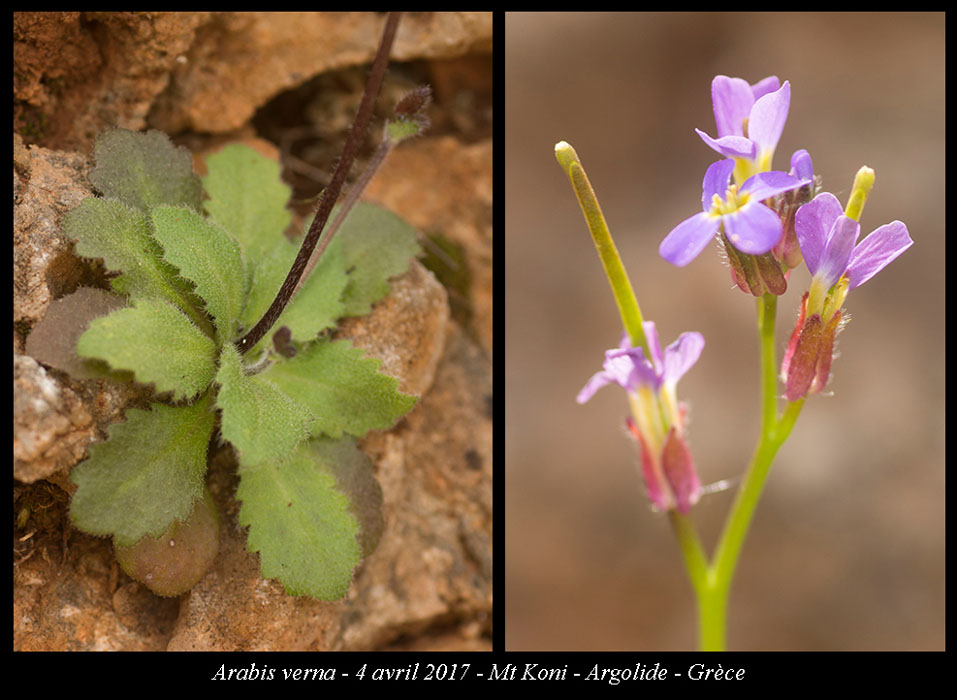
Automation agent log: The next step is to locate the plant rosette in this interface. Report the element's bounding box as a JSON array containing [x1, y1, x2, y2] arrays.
[[32, 127, 422, 600]]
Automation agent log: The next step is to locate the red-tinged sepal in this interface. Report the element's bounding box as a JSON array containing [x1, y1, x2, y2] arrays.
[[627, 416, 670, 512], [781, 292, 809, 383], [626, 417, 701, 514], [782, 292, 843, 401], [661, 427, 702, 514]]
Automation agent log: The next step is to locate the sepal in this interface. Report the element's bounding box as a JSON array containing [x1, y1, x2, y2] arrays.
[[781, 293, 843, 401], [626, 418, 702, 514], [721, 233, 787, 296]]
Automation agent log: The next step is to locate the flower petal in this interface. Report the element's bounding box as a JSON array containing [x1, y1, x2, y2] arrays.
[[660, 212, 720, 267], [747, 81, 790, 164], [845, 221, 913, 290], [617, 330, 632, 351], [611, 346, 660, 390], [790, 149, 814, 181], [815, 215, 860, 289], [743, 169, 809, 202], [695, 129, 756, 160], [750, 75, 781, 101], [794, 192, 844, 275], [605, 348, 646, 386], [641, 321, 663, 374], [722, 201, 783, 255], [711, 75, 755, 137], [701, 159, 737, 209], [576, 369, 612, 404], [662, 332, 705, 385]]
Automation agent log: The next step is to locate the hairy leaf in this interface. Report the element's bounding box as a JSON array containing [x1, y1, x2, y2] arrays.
[[237, 439, 369, 599], [334, 202, 422, 316], [77, 299, 217, 400], [202, 144, 292, 261], [89, 128, 203, 213], [215, 343, 311, 466], [261, 339, 416, 439], [240, 235, 348, 354], [151, 205, 246, 341], [63, 198, 200, 317], [70, 393, 216, 547]]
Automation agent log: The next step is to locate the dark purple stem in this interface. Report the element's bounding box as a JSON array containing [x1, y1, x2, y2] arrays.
[[235, 11, 402, 355]]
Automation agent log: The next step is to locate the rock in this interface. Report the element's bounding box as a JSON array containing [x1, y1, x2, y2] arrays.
[[14, 354, 93, 484], [150, 12, 492, 135], [15, 12, 492, 149], [337, 259, 449, 399], [365, 136, 492, 359], [14, 12, 211, 150], [13, 133, 96, 331]]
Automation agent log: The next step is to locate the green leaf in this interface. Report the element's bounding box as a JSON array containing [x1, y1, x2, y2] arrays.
[[89, 128, 203, 213], [261, 339, 416, 440], [215, 343, 311, 466], [70, 392, 216, 547], [77, 299, 217, 400], [240, 235, 348, 354], [202, 144, 292, 261], [151, 205, 247, 341], [63, 198, 200, 316], [237, 438, 370, 599], [280, 237, 348, 339], [334, 202, 422, 316]]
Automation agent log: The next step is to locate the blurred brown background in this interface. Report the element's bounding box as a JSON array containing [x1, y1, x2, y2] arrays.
[[505, 12, 944, 650]]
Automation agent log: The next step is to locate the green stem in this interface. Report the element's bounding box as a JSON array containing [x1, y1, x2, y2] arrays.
[[690, 293, 805, 650], [757, 294, 778, 432], [669, 510, 709, 593], [698, 579, 729, 651]]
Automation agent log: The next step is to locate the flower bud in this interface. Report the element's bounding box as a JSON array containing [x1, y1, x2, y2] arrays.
[[772, 149, 818, 270], [721, 233, 787, 296], [394, 85, 432, 117]]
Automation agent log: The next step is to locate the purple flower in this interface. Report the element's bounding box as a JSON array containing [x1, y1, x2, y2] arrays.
[[696, 76, 790, 174], [577, 323, 704, 402], [795, 192, 913, 297], [660, 159, 810, 267], [781, 191, 913, 401], [771, 149, 818, 270], [789, 148, 815, 185], [577, 322, 705, 513]]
